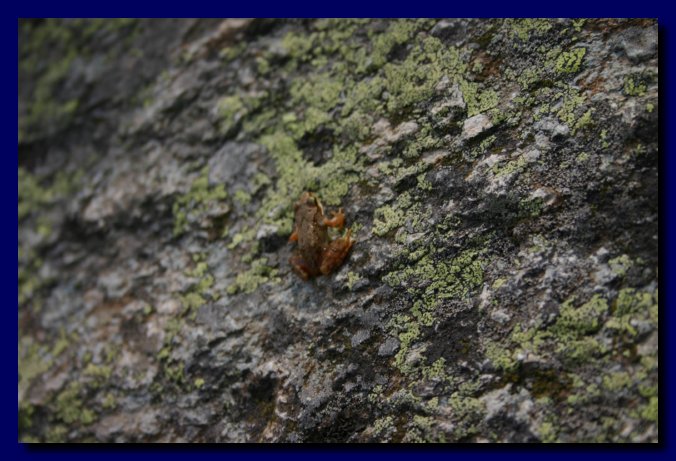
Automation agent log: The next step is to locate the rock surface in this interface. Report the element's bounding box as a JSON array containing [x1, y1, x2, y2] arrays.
[[19, 18, 658, 443]]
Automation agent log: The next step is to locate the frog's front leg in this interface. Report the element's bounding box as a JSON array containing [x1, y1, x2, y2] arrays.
[[319, 228, 354, 275], [323, 208, 345, 229]]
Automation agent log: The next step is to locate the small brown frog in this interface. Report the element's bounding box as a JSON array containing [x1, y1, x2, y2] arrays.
[[288, 192, 354, 280]]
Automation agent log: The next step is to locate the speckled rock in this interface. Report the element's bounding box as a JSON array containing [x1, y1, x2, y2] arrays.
[[19, 18, 658, 443]]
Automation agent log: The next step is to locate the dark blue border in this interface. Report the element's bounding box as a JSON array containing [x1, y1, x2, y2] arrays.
[[7, 1, 665, 19], [7, 3, 673, 459]]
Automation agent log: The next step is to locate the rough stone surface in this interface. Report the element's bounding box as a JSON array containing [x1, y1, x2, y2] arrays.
[[19, 19, 658, 443], [461, 114, 493, 140]]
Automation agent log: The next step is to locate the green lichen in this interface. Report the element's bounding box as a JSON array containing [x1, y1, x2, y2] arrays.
[[572, 19, 586, 32], [83, 363, 112, 388], [514, 66, 543, 91], [553, 295, 607, 337], [460, 80, 499, 118], [194, 377, 205, 389], [228, 228, 256, 250], [492, 155, 527, 177], [573, 109, 593, 132], [165, 362, 185, 384], [507, 284, 657, 423], [484, 340, 517, 373], [19, 168, 51, 220], [390, 314, 422, 375], [19, 167, 82, 220], [555, 86, 589, 134], [401, 124, 439, 159], [403, 415, 446, 443], [180, 292, 206, 311], [337, 110, 374, 142], [281, 31, 314, 61], [368, 384, 384, 404], [555, 48, 586, 74], [283, 107, 332, 140], [19, 337, 60, 397], [447, 389, 484, 438], [639, 383, 657, 398], [510, 294, 610, 369], [623, 77, 647, 97], [422, 358, 448, 382], [157, 317, 182, 362], [216, 92, 268, 136], [372, 190, 428, 240], [641, 396, 658, 422], [179, 253, 216, 314], [227, 257, 280, 295], [373, 204, 406, 237], [45, 424, 68, 443], [416, 173, 433, 191], [470, 134, 497, 159], [538, 421, 558, 443], [384, 248, 485, 300], [54, 381, 95, 426], [532, 102, 550, 121], [172, 166, 228, 237], [371, 20, 420, 68], [606, 287, 657, 337], [341, 77, 384, 117], [492, 278, 507, 290], [256, 56, 270, 75], [519, 197, 544, 218], [216, 95, 246, 135], [385, 247, 485, 377], [509, 18, 553, 41], [220, 43, 245, 61], [102, 392, 117, 410], [614, 287, 654, 316], [290, 72, 342, 112], [51, 329, 72, 357], [372, 415, 395, 438], [511, 324, 550, 355], [602, 371, 632, 392], [646, 103, 654, 113], [382, 36, 465, 115], [609, 254, 631, 277], [241, 108, 278, 136], [345, 271, 362, 291]]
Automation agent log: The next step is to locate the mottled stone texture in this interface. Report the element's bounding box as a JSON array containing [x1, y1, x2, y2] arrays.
[[19, 19, 658, 442]]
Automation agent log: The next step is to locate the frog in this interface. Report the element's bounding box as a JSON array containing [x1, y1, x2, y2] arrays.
[[288, 191, 354, 280]]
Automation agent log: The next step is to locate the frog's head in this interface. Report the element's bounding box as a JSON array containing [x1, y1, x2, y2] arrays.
[[297, 191, 317, 207], [296, 191, 324, 215]]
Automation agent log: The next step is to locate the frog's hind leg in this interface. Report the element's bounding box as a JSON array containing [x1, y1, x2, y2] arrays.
[[319, 228, 354, 275], [289, 254, 312, 280]]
